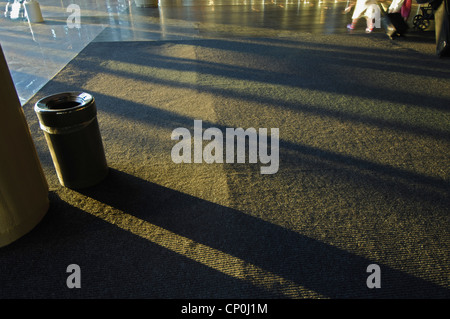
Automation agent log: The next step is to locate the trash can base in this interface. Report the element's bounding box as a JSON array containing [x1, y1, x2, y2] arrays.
[[60, 167, 109, 189]]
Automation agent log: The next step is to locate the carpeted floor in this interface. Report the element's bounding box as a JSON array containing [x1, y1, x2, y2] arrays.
[[1, 31, 450, 298]]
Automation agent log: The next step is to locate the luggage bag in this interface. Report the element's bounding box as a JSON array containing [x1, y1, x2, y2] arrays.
[[381, 12, 409, 38], [379, 4, 409, 38]]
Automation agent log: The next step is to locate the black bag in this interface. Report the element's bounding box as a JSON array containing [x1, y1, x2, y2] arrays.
[[433, 0, 450, 57], [379, 5, 409, 38]]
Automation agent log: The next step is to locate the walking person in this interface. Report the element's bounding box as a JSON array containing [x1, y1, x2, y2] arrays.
[[346, 0, 379, 33]]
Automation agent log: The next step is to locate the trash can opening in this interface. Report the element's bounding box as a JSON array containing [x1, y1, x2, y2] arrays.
[[36, 92, 93, 111], [47, 99, 81, 109]]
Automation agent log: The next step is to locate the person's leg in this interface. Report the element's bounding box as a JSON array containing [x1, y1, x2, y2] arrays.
[[365, 16, 374, 32], [347, 18, 358, 29]]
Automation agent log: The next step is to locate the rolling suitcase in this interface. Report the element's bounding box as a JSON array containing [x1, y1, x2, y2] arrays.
[[380, 5, 409, 38]]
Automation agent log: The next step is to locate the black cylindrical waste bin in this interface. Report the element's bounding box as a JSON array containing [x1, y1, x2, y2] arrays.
[[35, 92, 108, 189]]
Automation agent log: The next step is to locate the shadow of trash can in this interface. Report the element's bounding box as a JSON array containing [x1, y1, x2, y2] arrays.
[[35, 92, 109, 189], [1, 44, 49, 247]]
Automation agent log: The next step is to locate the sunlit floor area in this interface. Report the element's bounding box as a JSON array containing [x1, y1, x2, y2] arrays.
[[1, 0, 449, 299]]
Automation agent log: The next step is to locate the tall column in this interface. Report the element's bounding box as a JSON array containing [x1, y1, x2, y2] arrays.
[[0, 45, 49, 247]]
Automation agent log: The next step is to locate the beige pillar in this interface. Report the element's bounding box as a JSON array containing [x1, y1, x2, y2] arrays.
[[0, 44, 49, 248]]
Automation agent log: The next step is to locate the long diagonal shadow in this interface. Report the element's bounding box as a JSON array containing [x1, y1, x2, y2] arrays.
[[58, 42, 450, 141], [84, 39, 450, 110], [76, 168, 450, 298], [25, 39, 450, 143], [92, 94, 449, 202], [25, 90, 449, 210]]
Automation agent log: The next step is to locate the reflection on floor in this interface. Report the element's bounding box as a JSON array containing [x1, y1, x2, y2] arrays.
[[0, 0, 422, 105]]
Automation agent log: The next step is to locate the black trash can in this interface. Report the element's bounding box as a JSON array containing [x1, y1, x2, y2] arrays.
[[35, 92, 108, 189]]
